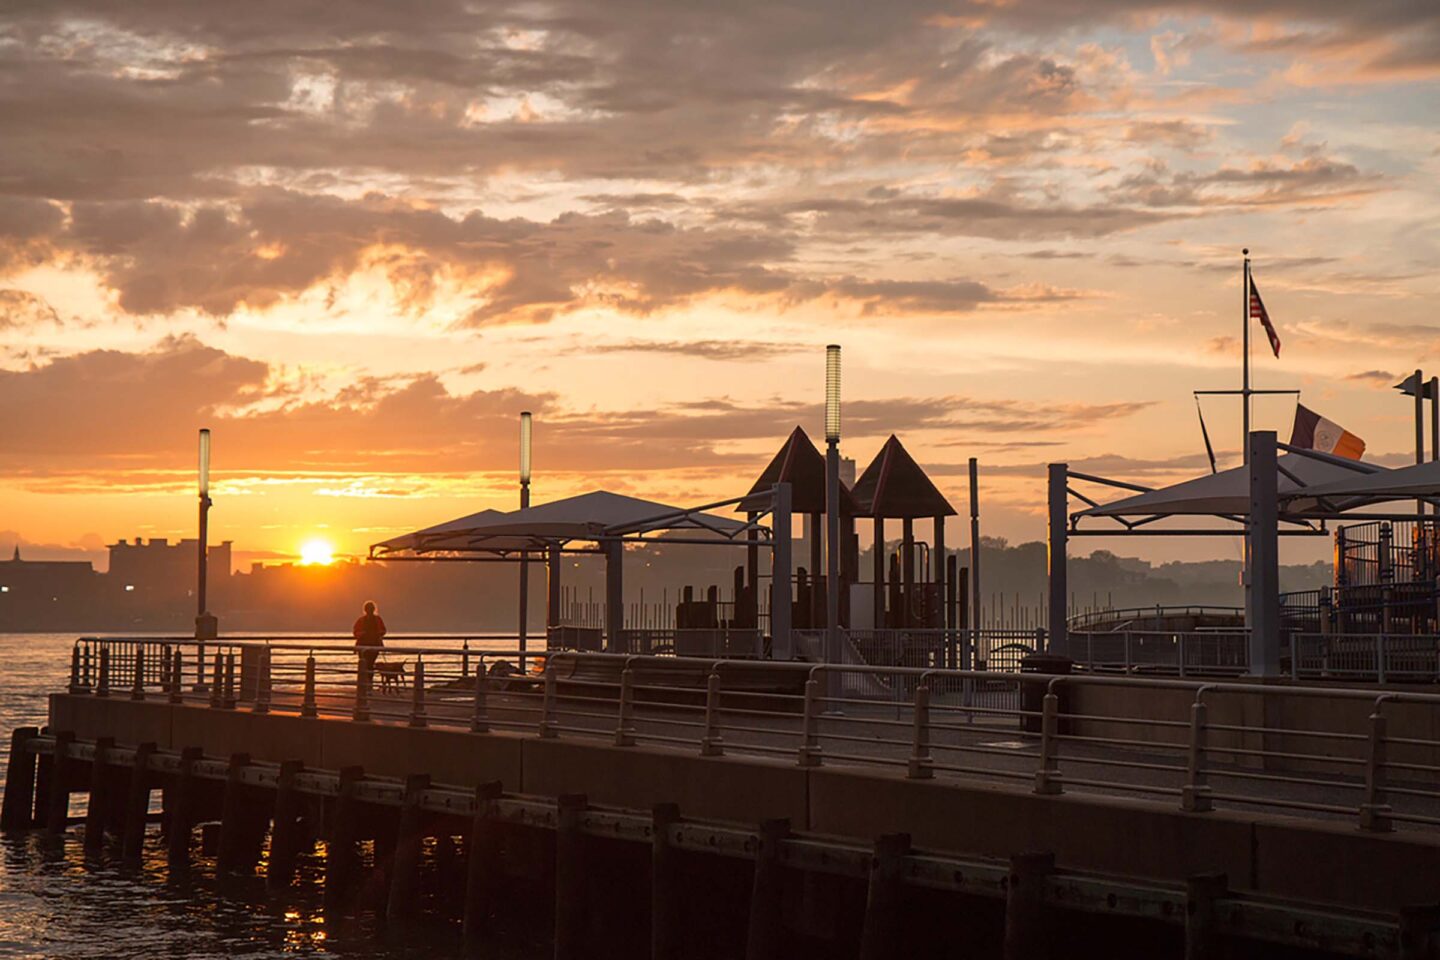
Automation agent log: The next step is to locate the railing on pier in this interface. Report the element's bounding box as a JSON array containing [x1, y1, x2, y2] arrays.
[[1067, 629, 1250, 677], [65, 637, 1440, 835]]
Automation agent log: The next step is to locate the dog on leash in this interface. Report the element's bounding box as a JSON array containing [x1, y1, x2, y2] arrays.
[[375, 659, 407, 693]]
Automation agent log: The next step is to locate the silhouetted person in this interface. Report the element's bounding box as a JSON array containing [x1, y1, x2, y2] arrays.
[[353, 600, 387, 695]]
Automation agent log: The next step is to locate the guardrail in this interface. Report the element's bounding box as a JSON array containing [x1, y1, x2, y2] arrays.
[[1068, 630, 1250, 677], [1291, 633, 1440, 683], [63, 637, 1440, 835]]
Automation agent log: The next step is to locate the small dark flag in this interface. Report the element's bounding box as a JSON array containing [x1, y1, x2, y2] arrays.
[[1194, 396, 1217, 474], [1249, 277, 1280, 358], [1290, 404, 1365, 460]]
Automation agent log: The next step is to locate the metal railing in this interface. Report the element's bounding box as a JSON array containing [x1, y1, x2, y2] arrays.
[[1068, 630, 1250, 677], [1290, 633, 1440, 683], [63, 637, 1440, 835]]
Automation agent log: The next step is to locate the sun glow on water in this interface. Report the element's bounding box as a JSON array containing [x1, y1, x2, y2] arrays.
[[299, 538, 335, 565]]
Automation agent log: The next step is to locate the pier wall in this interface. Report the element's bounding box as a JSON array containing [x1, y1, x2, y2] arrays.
[[48, 692, 1440, 912]]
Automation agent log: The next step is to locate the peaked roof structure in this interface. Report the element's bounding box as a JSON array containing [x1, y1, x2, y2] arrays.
[[1079, 454, 1382, 518], [373, 490, 746, 555], [851, 435, 956, 518], [739, 425, 860, 515]]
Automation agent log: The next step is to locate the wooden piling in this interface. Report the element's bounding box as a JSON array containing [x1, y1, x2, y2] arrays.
[[121, 741, 156, 864], [166, 746, 202, 873], [1003, 852, 1054, 960], [324, 765, 365, 909], [33, 746, 53, 829], [554, 793, 589, 960], [1184, 873, 1227, 960], [266, 759, 305, 890], [45, 731, 76, 835], [462, 780, 504, 956], [84, 736, 116, 854], [858, 832, 911, 960], [1, 726, 39, 830], [216, 752, 255, 874], [385, 773, 431, 925], [745, 818, 791, 960], [651, 802, 682, 960]]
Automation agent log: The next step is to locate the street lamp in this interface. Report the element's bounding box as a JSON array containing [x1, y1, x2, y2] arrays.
[[824, 346, 841, 673], [195, 428, 218, 645], [518, 411, 533, 666]]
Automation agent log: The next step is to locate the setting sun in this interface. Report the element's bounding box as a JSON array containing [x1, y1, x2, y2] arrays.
[[298, 538, 335, 566]]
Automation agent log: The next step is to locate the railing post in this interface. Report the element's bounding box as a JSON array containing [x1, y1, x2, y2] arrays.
[[1033, 688, 1062, 796], [352, 653, 371, 723], [1377, 635, 1388, 684], [615, 661, 637, 747], [461, 638, 470, 680], [1360, 700, 1393, 832], [301, 654, 318, 718], [97, 645, 110, 699], [1182, 694, 1213, 813], [797, 675, 824, 766], [222, 652, 236, 709], [195, 641, 207, 692], [131, 643, 146, 700], [701, 669, 724, 757], [409, 656, 428, 728], [169, 648, 183, 704], [209, 652, 223, 708], [69, 645, 83, 694], [1124, 632, 1133, 674], [908, 680, 933, 779], [252, 647, 272, 715], [1177, 633, 1187, 678], [538, 666, 558, 738], [470, 660, 490, 733]]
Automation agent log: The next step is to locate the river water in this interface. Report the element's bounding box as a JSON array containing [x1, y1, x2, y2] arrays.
[[0, 634, 540, 960]]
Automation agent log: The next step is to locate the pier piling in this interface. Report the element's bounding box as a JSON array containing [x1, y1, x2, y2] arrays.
[[1184, 873, 1227, 960], [1004, 852, 1054, 960], [166, 746, 202, 872], [745, 818, 791, 960], [385, 773, 431, 925], [650, 802, 682, 960], [858, 833, 911, 960], [216, 752, 259, 874], [83, 736, 116, 853], [266, 759, 305, 890], [554, 793, 589, 960], [1, 726, 39, 830], [121, 741, 156, 864], [462, 780, 504, 955], [324, 765, 365, 909]]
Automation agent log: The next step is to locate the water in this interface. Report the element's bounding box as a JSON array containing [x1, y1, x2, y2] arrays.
[[0, 634, 538, 959]]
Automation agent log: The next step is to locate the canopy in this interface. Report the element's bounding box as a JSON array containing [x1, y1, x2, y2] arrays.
[[739, 425, 860, 515], [1284, 459, 1440, 506], [1079, 454, 1383, 519], [372, 490, 747, 555]]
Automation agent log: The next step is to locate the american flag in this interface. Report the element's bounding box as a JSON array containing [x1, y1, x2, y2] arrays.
[[1249, 277, 1280, 358]]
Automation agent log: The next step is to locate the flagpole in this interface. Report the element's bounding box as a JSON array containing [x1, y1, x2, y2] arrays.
[[1242, 248, 1251, 465]]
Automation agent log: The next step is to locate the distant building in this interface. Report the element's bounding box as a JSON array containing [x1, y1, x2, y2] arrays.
[[107, 537, 231, 609], [0, 545, 100, 630]]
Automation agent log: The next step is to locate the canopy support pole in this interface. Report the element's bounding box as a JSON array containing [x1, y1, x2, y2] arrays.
[[1247, 431, 1281, 676], [605, 540, 625, 654], [1047, 463, 1068, 658], [771, 484, 793, 660]]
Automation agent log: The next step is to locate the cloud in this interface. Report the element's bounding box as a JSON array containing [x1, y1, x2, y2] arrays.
[[1345, 369, 1397, 385]]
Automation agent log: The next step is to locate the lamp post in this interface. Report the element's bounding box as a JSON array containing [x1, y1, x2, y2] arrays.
[[195, 428, 217, 643], [518, 412, 532, 668], [824, 346, 842, 673]]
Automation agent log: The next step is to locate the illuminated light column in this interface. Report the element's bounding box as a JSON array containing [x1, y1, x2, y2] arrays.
[[519, 412, 532, 666], [825, 346, 842, 675]]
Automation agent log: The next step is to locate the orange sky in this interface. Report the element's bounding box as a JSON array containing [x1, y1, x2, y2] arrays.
[[2, 1, 1439, 570]]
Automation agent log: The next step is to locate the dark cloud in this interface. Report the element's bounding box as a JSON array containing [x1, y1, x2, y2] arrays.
[[1345, 369, 1397, 385], [581, 340, 808, 361]]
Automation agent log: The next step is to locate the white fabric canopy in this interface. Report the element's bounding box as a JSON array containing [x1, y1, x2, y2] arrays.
[[1284, 459, 1440, 505], [373, 490, 745, 554], [1080, 454, 1383, 518]]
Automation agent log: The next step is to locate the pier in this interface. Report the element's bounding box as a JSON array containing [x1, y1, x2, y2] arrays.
[[7, 636, 1440, 957]]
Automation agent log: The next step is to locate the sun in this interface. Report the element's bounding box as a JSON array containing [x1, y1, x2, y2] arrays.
[[299, 538, 335, 566]]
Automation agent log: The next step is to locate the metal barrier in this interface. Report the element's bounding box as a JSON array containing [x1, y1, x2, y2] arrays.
[[65, 637, 1440, 835], [1290, 633, 1440, 683], [1069, 630, 1250, 677]]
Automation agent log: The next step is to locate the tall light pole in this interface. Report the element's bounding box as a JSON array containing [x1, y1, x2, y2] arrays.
[[195, 428, 217, 642], [518, 412, 533, 667], [824, 345, 842, 671]]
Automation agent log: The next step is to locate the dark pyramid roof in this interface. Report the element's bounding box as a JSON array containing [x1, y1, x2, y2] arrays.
[[851, 435, 956, 518], [739, 425, 860, 515]]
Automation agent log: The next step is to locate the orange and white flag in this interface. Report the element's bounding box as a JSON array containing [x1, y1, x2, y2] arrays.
[[1290, 404, 1365, 460]]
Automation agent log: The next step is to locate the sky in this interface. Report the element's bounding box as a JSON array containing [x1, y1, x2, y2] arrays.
[[1, 0, 1438, 571]]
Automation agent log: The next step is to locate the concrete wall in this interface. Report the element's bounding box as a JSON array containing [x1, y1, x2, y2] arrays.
[[46, 693, 1440, 912]]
